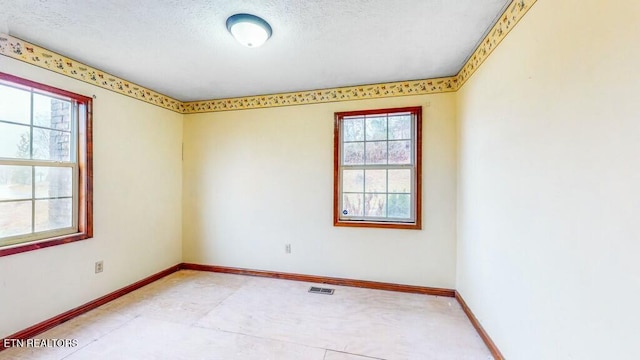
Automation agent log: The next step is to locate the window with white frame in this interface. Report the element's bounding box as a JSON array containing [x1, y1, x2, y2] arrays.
[[0, 72, 92, 255], [334, 106, 422, 229]]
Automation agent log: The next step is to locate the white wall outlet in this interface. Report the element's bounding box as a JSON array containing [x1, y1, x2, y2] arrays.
[[285, 244, 291, 254], [95, 260, 104, 274]]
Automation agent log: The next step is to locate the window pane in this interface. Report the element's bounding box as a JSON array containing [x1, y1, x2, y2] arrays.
[[0, 122, 30, 159], [365, 141, 387, 164], [342, 169, 363, 192], [343, 117, 364, 142], [388, 194, 411, 219], [343, 142, 364, 165], [0, 74, 91, 249], [365, 194, 386, 217], [0, 201, 32, 238], [364, 169, 386, 193], [0, 165, 32, 200], [0, 85, 30, 124], [33, 94, 72, 131], [33, 128, 71, 161], [388, 140, 411, 164], [342, 193, 363, 217], [35, 198, 72, 232], [388, 169, 411, 193], [35, 167, 73, 198], [365, 116, 387, 141], [388, 115, 412, 140]]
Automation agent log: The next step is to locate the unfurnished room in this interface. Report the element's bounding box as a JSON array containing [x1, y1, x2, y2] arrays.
[[0, 0, 638, 359]]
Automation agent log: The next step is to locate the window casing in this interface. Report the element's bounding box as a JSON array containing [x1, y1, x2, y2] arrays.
[[334, 106, 422, 229], [0, 72, 92, 256]]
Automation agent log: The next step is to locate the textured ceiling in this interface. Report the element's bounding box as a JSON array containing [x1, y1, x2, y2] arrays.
[[0, 0, 510, 101]]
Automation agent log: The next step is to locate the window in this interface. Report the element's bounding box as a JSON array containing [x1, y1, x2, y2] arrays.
[[334, 106, 422, 229], [0, 72, 93, 256]]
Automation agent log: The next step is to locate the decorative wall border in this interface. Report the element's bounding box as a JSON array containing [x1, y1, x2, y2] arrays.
[[457, 0, 537, 88], [182, 77, 458, 113], [0, 34, 183, 113], [0, 0, 536, 114]]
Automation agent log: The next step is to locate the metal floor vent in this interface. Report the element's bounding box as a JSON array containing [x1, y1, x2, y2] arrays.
[[308, 286, 335, 295]]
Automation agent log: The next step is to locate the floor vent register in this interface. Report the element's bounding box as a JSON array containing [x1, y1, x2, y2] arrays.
[[308, 286, 335, 295]]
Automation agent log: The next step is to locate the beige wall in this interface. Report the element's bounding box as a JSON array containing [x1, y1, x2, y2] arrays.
[[456, 0, 640, 358], [4, 1, 638, 355], [0, 56, 183, 337], [183, 93, 458, 288]]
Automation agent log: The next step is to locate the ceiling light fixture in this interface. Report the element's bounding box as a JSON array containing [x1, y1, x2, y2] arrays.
[[226, 13, 272, 48]]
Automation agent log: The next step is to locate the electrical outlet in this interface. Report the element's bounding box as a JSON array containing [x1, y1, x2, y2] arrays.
[[95, 260, 104, 274], [285, 244, 291, 254]]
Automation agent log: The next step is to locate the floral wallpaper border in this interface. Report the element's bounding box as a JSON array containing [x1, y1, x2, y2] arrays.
[[457, 0, 538, 88], [0, 34, 183, 113], [0, 0, 535, 114], [182, 77, 458, 113]]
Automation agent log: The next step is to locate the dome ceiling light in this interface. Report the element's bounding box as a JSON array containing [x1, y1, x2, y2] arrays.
[[226, 13, 272, 48]]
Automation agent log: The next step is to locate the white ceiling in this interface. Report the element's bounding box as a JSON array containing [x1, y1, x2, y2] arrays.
[[0, 0, 510, 101]]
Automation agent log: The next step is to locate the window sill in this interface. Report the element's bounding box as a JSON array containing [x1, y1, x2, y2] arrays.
[[334, 220, 421, 230], [0, 232, 92, 257]]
